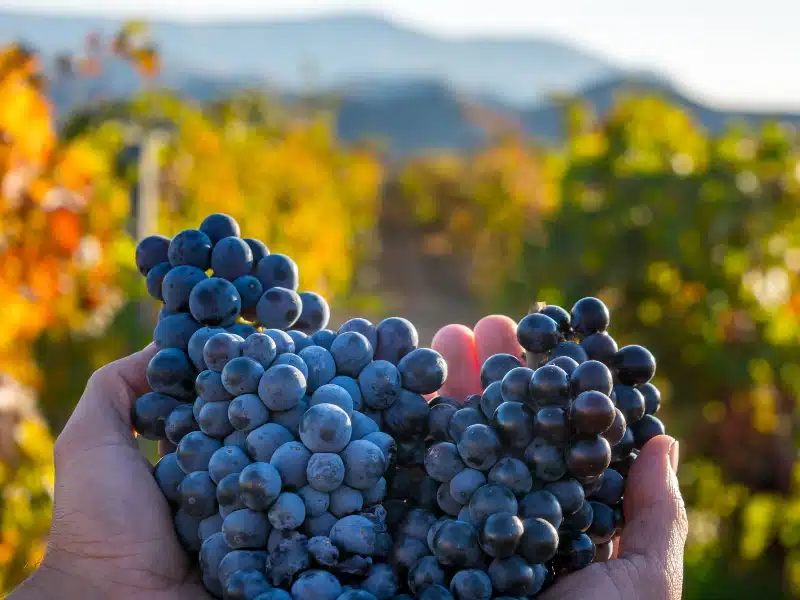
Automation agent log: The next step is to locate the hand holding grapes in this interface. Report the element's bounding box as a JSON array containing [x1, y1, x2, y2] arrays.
[[432, 315, 687, 600], [12, 344, 213, 600]]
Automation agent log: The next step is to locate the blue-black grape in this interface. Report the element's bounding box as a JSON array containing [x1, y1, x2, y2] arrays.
[[154, 452, 184, 503], [330, 331, 374, 378], [292, 292, 331, 335], [432, 519, 481, 567], [222, 508, 270, 548], [168, 229, 213, 269], [269, 441, 312, 490], [492, 402, 535, 449], [525, 439, 568, 482], [246, 422, 294, 462], [456, 424, 501, 472], [612, 345, 656, 386], [217, 472, 247, 518], [258, 364, 306, 411], [189, 277, 242, 327], [311, 384, 354, 417], [242, 332, 278, 369], [362, 431, 397, 465], [188, 327, 224, 371], [263, 328, 295, 355], [233, 275, 263, 320], [311, 329, 337, 350], [298, 485, 330, 517], [146, 349, 196, 401], [256, 287, 302, 330], [341, 439, 387, 490], [228, 393, 270, 433], [195, 369, 234, 402], [203, 332, 243, 373], [518, 517, 559, 563], [268, 492, 307, 530], [145, 261, 171, 301], [516, 313, 560, 354], [375, 317, 418, 365], [549, 341, 588, 364], [632, 414, 666, 448], [133, 392, 181, 440], [256, 254, 299, 292], [488, 457, 533, 497], [487, 556, 537, 596], [221, 356, 265, 396], [425, 442, 465, 483], [298, 345, 337, 392], [570, 360, 613, 397], [555, 532, 595, 572], [408, 555, 446, 594], [500, 367, 534, 404], [480, 512, 524, 558], [161, 264, 208, 313], [479, 381, 504, 420], [534, 406, 569, 445], [164, 403, 199, 445], [291, 570, 342, 600], [519, 490, 563, 528], [273, 353, 309, 378], [198, 513, 223, 542], [571, 391, 616, 435], [211, 236, 253, 281], [178, 470, 217, 518], [612, 384, 646, 424], [448, 408, 487, 444], [570, 297, 610, 336], [329, 484, 364, 517], [479, 353, 522, 390], [539, 304, 571, 335], [174, 509, 203, 552], [567, 436, 612, 478], [197, 400, 234, 439], [358, 360, 401, 409], [299, 403, 353, 453], [580, 332, 618, 364], [587, 501, 616, 544], [208, 445, 252, 484], [199, 213, 240, 244], [449, 569, 492, 600], [270, 398, 309, 439], [136, 234, 171, 275], [329, 375, 363, 412], [384, 389, 430, 440], [529, 364, 570, 407], [239, 462, 283, 510], [288, 330, 314, 353], [639, 381, 662, 415], [468, 484, 518, 526]]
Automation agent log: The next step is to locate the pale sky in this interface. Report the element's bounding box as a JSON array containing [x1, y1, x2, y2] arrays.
[[0, 0, 798, 109]]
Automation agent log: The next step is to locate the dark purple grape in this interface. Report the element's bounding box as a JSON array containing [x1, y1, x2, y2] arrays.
[[612, 345, 656, 386], [136, 234, 170, 275], [433, 520, 481, 567], [480, 513, 524, 558], [203, 332, 243, 373], [222, 508, 270, 548], [449, 469, 486, 505], [228, 393, 270, 433], [291, 570, 342, 600], [555, 532, 595, 572], [560, 499, 593, 534], [392, 535, 430, 572], [164, 403, 199, 445], [298, 345, 336, 392], [468, 484, 518, 525], [195, 370, 233, 403], [589, 468, 625, 506], [398, 348, 448, 395], [530, 365, 570, 407], [168, 229, 212, 269], [256, 287, 302, 330], [429, 403, 457, 442], [208, 445, 252, 485], [488, 457, 532, 496], [437, 482, 464, 516], [524, 440, 567, 482], [448, 408, 487, 444], [239, 462, 282, 510], [487, 556, 537, 596], [480, 354, 523, 390], [179, 470, 217, 518], [500, 367, 534, 404], [174, 509, 203, 551], [311, 329, 337, 350], [544, 478, 584, 516], [218, 550, 266, 588], [567, 436, 612, 478], [197, 400, 234, 439], [457, 424, 501, 472], [547, 355, 579, 377], [479, 381, 504, 420], [292, 291, 330, 334], [232, 275, 263, 319], [200, 213, 240, 243], [602, 408, 627, 446], [639, 382, 662, 415], [570, 360, 613, 397], [256, 254, 299, 292], [517, 313, 560, 354], [162, 265, 208, 313], [534, 406, 569, 445], [539, 304, 571, 334], [408, 556, 446, 595], [146, 348, 196, 401], [145, 261, 171, 300], [519, 490, 563, 528], [264, 328, 295, 355], [268, 492, 307, 531], [632, 414, 666, 448], [358, 360, 401, 410], [384, 389, 430, 440], [613, 384, 646, 424], [492, 402, 535, 449], [375, 317, 419, 364], [330, 514, 381, 556], [571, 391, 615, 435], [425, 442, 465, 483], [612, 426, 636, 461], [211, 236, 253, 281], [269, 441, 312, 490], [222, 356, 265, 396], [570, 297, 609, 336], [300, 404, 352, 453], [549, 341, 588, 364], [519, 517, 559, 563], [199, 532, 232, 588], [580, 332, 618, 364], [258, 364, 306, 411], [330, 331, 374, 378], [188, 327, 224, 371], [154, 452, 184, 503], [133, 392, 181, 440], [587, 501, 616, 544]]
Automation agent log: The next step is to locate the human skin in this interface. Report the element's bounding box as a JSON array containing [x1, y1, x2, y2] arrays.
[[10, 315, 686, 600]]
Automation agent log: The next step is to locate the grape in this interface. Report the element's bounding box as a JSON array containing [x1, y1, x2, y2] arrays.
[[448, 408, 487, 444], [613, 384, 646, 424], [193, 397, 207, 422], [492, 402, 535, 449], [570, 360, 613, 397], [268, 492, 307, 530], [197, 400, 234, 439], [358, 360, 401, 409], [539, 304, 571, 334], [227, 322, 258, 339], [525, 440, 568, 482], [298, 345, 337, 392], [330, 331, 373, 378], [418, 585, 454, 600], [518, 517, 559, 563], [256, 287, 302, 330], [239, 462, 282, 510], [200, 213, 240, 243], [362, 431, 397, 465], [337, 591, 378, 600], [232, 275, 263, 319], [534, 406, 569, 445], [587, 501, 616, 544], [263, 328, 295, 355], [437, 482, 463, 516], [480, 513, 524, 558], [174, 509, 203, 551], [329, 485, 364, 517], [362, 476, 387, 506], [602, 408, 627, 446], [217, 472, 247, 518], [292, 292, 331, 334], [449, 569, 492, 600], [200, 532, 232, 588], [612, 427, 636, 461], [570, 297, 610, 336], [300, 404, 352, 453], [488, 457, 533, 496], [463, 394, 482, 410], [146, 348, 196, 401], [195, 369, 234, 403], [612, 345, 656, 386], [162, 265, 208, 313], [311, 383, 355, 417], [516, 313, 560, 354], [270, 399, 309, 438], [456, 424, 501, 472], [549, 341, 589, 364], [432, 520, 481, 567], [188, 327, 224, 371], [306, 453, 346, 493], [408, 556, 446, 594], [136, 234, 170, 275], [269, 441, 312, 490], [519, 490, 563, 528], [242, 332, 278, 369], [429, 403, 457, 442], [329, 375, 363, 412], [221, 356, 265, 396], [554, 532, 595, 572], [479, 381, 504, 420], [639, 382, 661, 415], [133, 392, 181, 440], [384, 389, 430, 440], [571, 391, 615, 435], [488, 556, 537, 596], [425, 442, 465, 483], [164, 404, 199, 446], [208, 445, 252, 484], [198, 513, 224, 542], [468, 484, 518, 526], [145, 262, 171, 301], [632, 414, 666, 448], [341, 439, 387, 489], [544, 479, 585, 515], [153, 453, 184, 503], [479, 354, 522, 390], [298, 485, 330, 517], [222, 508, 270, 548], [258, 364, 306, 411], [561, 499, 593, 533], [228, 393, 270, 432], [567, 436, 611, 478], [392, 535, 430, 571], [374, 317, 418, 365], [351, 410, 380, 439], [288, 330, 314, 353], [529, 364, 570, 407], [500, 367, 533, 404], [546, 355, 579, 377], [307, 535, 339, 566], [330, 514, 382, 556], [256, 254, 299, 291], [580, 332, 618, 364], [203, 332, 243, 373], [178, 470, 217, 519], [311, 329, 337, 350], [189, 277, 242, 327], [211, 236, 253, 281], [246, 422, 294, 462], [243, 238, 269, 270], [448, 469, 486, 505], [168, 229, 213, 269], [589, 468, 625, 506], [397, 348, 448, 394]]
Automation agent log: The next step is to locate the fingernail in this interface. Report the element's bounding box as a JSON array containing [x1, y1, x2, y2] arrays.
[[668, 440, 680, 474]]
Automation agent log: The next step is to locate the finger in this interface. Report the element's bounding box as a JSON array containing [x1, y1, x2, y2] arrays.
[[474, 315, 524, 368], [431, 324, 481, 400], [618, 435, 687, 571]]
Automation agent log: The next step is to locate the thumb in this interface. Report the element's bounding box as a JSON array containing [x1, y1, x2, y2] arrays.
[[55, 345, 157, 460], [618, 435, 687, 590]]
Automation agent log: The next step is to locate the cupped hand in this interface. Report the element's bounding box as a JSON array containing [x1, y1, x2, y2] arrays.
[[14, 345, 212, 600], [432, 315, 687, 600]]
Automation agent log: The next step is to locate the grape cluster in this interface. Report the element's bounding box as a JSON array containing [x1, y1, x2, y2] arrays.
[[395, 297, 665, 597], [134, 214, 454, 600]]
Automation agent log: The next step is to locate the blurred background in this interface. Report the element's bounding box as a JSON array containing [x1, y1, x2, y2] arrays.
[[0, 1, 798, 597]]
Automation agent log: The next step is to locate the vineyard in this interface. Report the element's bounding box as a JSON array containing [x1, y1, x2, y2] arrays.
[[1, 31, 800, 598]]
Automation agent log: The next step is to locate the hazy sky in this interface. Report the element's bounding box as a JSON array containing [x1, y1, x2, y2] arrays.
[[0, 0, 797, 109]]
